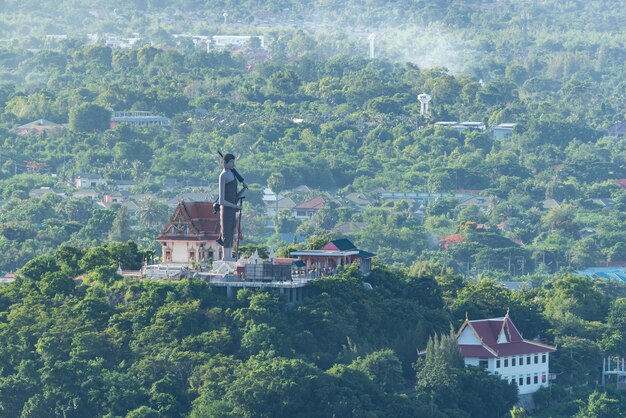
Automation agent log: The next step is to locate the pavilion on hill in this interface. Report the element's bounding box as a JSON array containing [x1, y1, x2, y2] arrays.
[[290, 238, 375, 276]]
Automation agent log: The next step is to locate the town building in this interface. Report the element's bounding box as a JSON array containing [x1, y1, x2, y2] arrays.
[[110, 111, 170, 128], [72, 189, 100, 200], [344, 192, 371, 208], [156, 201, 224, 265], [434, 121, 486, 131], [28, 187, 66, 199], [75, 173, 106, 189], [290, 238, 375, 276], [211, 35, 265, 50], [293, 197, 325, 220], [607, 121, 626, 138], [265, 196, 297, 218], [456, 313, 556, 395], [104, 36, 142, 49], [491, 123, 516, 140], [457, 195, 495, 213]]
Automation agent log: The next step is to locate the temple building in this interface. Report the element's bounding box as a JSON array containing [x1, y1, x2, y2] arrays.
[[456, 313, 556, 395], [156, 201, 230, 265]]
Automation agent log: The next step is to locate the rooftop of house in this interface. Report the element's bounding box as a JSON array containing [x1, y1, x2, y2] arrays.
[[457, 313, 556, 358], [576, 267, 626, 281], [334, 221, 367, 235], [293, 196, 325, 210], [75, 173, 102, 179], [16, 119, 64, 129], [344, 192, 370, 206], [264, 196, 296, 208], [325, 238, 357, 251]]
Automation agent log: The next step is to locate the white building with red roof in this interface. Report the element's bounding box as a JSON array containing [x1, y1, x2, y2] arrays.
[[456, 313, 556, 395]]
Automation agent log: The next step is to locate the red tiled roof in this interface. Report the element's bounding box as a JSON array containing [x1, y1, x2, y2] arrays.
[[458, 345, 497, 358], [157, 201, 220, 241], [470, 317, 524, 346], [457, 315, 556, 358], [293, 197, 325, 210]]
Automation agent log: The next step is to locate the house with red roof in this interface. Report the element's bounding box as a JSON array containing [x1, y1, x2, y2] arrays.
[[456, 312, 556, 395], [156, 201, 225, 264], [14, 119, 65, 136], [292, 197, 325, 220]]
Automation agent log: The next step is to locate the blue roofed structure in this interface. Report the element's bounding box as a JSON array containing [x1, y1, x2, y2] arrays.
[[576, 267, 626, 281]]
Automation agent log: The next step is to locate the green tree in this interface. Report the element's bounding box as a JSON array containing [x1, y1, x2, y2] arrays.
[[69, 103, 111, 132], [350, 349, 404, 393], [574, 391, 622, 418], [109, 206, 131, 242]]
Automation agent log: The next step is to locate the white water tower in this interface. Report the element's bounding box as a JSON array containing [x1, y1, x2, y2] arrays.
[[417, 93, 432, 116], [368, 33, 376, 59]]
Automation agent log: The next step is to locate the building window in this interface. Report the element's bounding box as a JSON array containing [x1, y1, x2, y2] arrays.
[[526, 375, 531, 385], [512, 357, 516, 367], [542, 354, 546, 363], [519, 377, 523, 386], [527, 355, 531, 365], [479, 359, 488, 369], [496, 359, 500, 368], [534, 374, 538, 384], [542, 373, 546, 383], [519, 356, 523, 365], [534, 355, 539, 364], [503, 376, 508, 381], [504, 358, 509, 367]]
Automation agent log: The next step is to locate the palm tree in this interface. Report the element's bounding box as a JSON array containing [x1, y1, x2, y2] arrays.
[[137, 196, 170, 229], [267, 173, 285, 227]]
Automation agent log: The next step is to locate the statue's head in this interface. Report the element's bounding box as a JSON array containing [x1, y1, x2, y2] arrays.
[[223, 153, 235, 168]]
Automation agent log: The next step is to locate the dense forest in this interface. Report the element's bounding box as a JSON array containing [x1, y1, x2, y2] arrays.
[[3, 245, 626, 417], [0, 0, 625, 416]]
